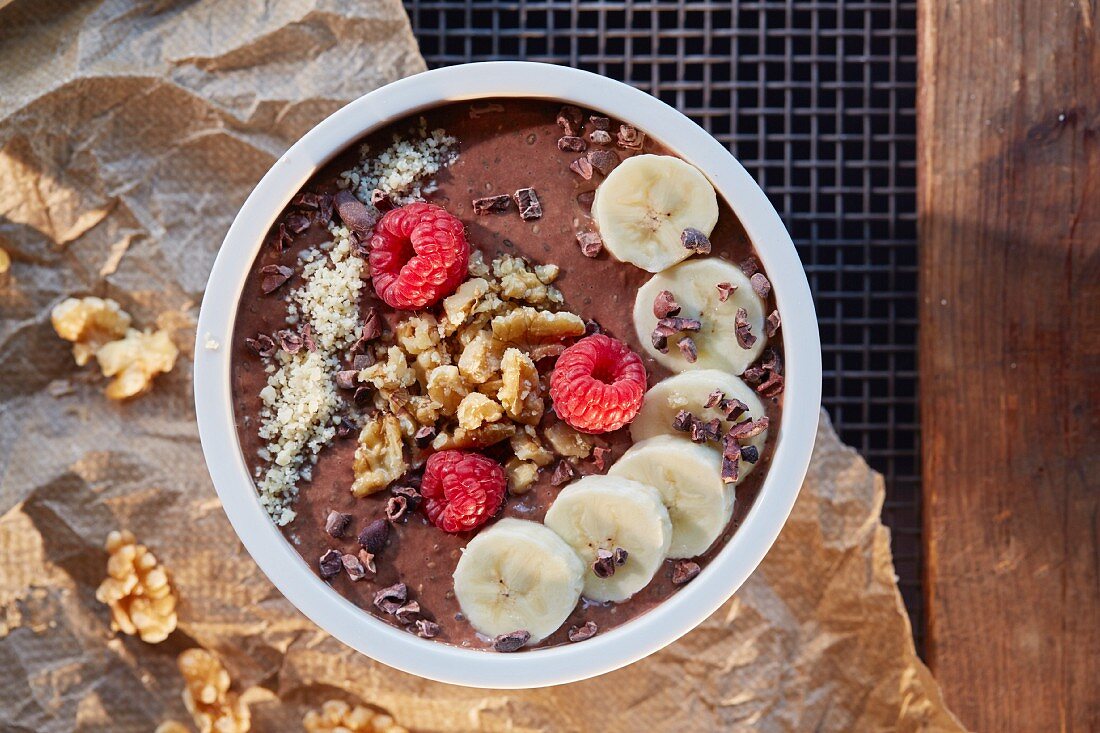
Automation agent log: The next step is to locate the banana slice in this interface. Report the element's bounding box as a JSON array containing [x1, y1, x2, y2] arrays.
[[452, 518, 585, 644], [543, 475, 672, 602], [634, 257, 766, 374], [609, 436, 733, 559], [630, 369, 768, 483], [592, 154, 719, 273]]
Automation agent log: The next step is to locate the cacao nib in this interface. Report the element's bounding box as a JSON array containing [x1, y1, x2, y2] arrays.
[[588, 130, 612, 145], [550, 460, 575, 486], [589, 115, 611, 130], [593, 548, 617, 578], [740, 256, 760, 277], [672, 410, 694, 433], [334, 190, 378, 234], [556, 105, 583, 136], [513, 188, 543, 220], [245, 333, 277, 358], [757, 370, 785, 397], [385, 495, 409, 522], [357, 518, 390, 554], [617, 124, 645, 149], [395, 601, 421, 625], [335, 370, 359, 390], [678, 337, 698, 363], [472, 194, 512, 215], [681, 227, 712, 254], [558, 136, 587, 152], [361, 307, 382, 341], [587, 149, 619, 176], [740, 444, 760, 464], [721, 455, 739, 484], [766, 310, 782, 337], [703, 389, 725, 409], [568, 621, 599, 642], [285, 212, 311, 234], [324, 510, 352, 538], [734, 308, 757, 349], [414, 425, 437, 447], [416, 619, 440, 638], [370, 189, 394, 211], [373, 583, 408, 615], [493, 629, 530, 653], [260, 264, 293, 294], [300, 322, 315, 352], [569, 156, 594, 180], [576, 231, 603, 257], [318, 549, 342, 579], [591, 445, 611, 471], [341, 553, 367, 581], [716, 281, 736, 302], [671, 560, 701, 585], [652, 290, 681, 319], [276, 329, 302, 354], [750, 272, 772, 299]]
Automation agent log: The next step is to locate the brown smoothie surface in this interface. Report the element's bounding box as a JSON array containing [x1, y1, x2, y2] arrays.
[[231, 99, 784, 650]]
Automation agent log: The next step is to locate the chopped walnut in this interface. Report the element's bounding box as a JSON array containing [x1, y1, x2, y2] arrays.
[[178, 649, 251, 733], [467, 249, 492, 279], [50, 296, 132, 366], [395, 314, 443, 355], [95, 530, 178, 643], [456, 392, 505, 430], [351, 414, 406, 497], [359, 346, 416, 391], [510, 425, 554, 466], [457, 329, 505, 384], [506, 457, 540, 495], [544, 421, 594, 458], [95, 328, 179, 400], [425, 364, 469, 414], [432, 420, 516, 450], [303, 699, 409, 733], [497, 348, 543, 424], [491, 307, 585, 359], [492, 253, 563, 306], [441, 277, 492, 331]]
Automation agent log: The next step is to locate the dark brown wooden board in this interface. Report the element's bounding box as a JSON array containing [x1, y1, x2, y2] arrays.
[[918, 0, 1100, 730]]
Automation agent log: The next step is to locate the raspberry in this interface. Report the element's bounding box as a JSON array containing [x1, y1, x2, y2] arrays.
[[550, 334, 647, 433], [421, 450, 506, 533], [368, 202, 469, 309]]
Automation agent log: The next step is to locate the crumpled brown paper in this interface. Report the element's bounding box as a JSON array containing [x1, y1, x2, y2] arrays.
[[0, 2, 964, 731]]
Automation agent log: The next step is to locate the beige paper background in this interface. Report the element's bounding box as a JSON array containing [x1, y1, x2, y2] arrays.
[[0, 1, 965, 730]]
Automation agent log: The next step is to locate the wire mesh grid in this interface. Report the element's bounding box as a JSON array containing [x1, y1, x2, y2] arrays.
[[404, 0, 922, 650]]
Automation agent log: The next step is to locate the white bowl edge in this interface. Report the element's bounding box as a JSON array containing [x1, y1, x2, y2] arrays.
[[194, 61, 822, 689]]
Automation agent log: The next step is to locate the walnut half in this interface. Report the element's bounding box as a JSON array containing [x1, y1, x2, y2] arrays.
[[351, 413, 406, 497], [95, 530, 178, 643], [178, 649, 251, 733], [95, 328, 179, 400], [50, 296, 132, 366]]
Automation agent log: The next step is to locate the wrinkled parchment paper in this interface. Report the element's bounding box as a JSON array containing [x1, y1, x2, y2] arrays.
[[0, 2, 965, 730]]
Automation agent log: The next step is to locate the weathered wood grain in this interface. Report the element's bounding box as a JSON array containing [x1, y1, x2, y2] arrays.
[[918, 0, 1100, 730]]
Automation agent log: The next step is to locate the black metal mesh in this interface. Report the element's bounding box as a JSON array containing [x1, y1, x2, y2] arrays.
[[404, 0, 922, 650]]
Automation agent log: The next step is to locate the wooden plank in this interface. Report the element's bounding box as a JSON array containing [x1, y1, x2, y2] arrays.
[[918, 0, 1100, 729]]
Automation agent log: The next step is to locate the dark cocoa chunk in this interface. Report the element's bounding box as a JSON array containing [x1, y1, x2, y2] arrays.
[[568, 621, 599, 642], [493, 629, 531, 653], [740, 444, 760, 464], [757, 370, 785, 397], [728, 416, 769, 441], [584, 319, 603, 336], [651, 329, 670, 353], [569, 156, 594, 180], [513, 188, 543, 220], [587, 149, 619, 176], [385, 495, 409, 522], [267, 223, 291, 252], [318, 549, 343, 579], [259, 264, 293, 294], [558, 136, 587, 152], [734, 308, 757, 349], [716, 281, 736, 302], [334, 190, 378, 234], [373, 583, 408, 615], [357, 518, 390, 554], [392, 485, 422, 512], [341, 553, 367, 581], [395, 601, 421, 625], [275, 329, 302, 354], [324, 510, 352, 538], [370, 188, 394, 211], [591, 445, 611, 471], [612, 547, 629, 566], [472, 194, 512, 215], [721, 456, 739, 484], [285, 212, 311, 234], [617, 124, 645, 149], [671, 560, 702, 585], [335, 370, 359, 390], [550, 460, 575, 486], [766, 310, 782, 337], [414, 425, 437, 447], [592, 548, 617, 578], [750, 272, 772, 299], [690, 417, 721, 444], [576, 231, 604, 258], [416, 619, 440, 638], [678, 337, 698, 363], [360, 307, 383, 341], [740, 256, 760, 277], [652, 290, 681, 319], [703, 389, 725, 409], [556, 105, 583, 136], [760, 347, 783, 374], [672, 409, 695, 433], [245, 333, 277, 358], [300, 322, 316, 352], [588, 130, 612, 145], [658, 316, 702, 333], [589, 115, 611, 130], [721, 397, 750, 422], [681, 227, 712, 255]]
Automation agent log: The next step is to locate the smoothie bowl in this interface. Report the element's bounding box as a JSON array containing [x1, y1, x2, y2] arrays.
[[194, 62, 821, 688]]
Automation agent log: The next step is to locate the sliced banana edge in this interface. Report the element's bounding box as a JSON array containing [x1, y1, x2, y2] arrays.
[[633, 256, 767, 375], [452, 517, 585, 644], [592, 154, 719, 273], [543, 474, 672, 603], [609, 435, 734, 559], [629, 369, 768, 483]]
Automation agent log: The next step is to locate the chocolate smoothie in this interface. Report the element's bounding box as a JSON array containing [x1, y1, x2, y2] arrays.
[[231, 99, 784, 651]]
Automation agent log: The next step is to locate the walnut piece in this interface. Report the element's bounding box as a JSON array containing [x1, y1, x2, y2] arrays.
[[95, 328, 179, 400], [492, 253, 563, 306], [506, 457, 540, 495], [395, 314, 443, 355], [95, 530, 178, 643], [544, 421, 594, 458], [51, 296, 132, 366], [303, 699, 409, 733], [178, 648, 251, 733], [491, 307, 585, 359], [510, 426, 554, 467], [359, 346, 417, 392], [457, 329, 505, 384], [432, 420, 516, 450], [441, 277, 492, 331], [425, 364, 469, 414], [351, 414, 406, 496], [456, 392, 505, 430], [497, 348, 543, 424]]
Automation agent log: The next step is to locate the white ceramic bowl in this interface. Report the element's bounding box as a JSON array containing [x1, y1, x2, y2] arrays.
[[194, 61, 821, 689]]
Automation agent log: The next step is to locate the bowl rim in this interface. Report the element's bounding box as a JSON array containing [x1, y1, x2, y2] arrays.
[[194, 61, 822, 689]]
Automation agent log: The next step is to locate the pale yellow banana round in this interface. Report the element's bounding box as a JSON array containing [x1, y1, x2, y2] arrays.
[[592, 154, 719, 272]]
